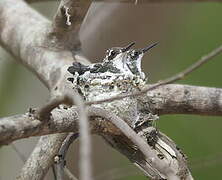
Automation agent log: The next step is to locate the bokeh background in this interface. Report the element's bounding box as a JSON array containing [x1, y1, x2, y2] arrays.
[[0, 1, 222, 179]]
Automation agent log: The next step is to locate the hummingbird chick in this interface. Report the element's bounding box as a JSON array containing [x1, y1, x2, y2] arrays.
[[67, 42, 157, 128]]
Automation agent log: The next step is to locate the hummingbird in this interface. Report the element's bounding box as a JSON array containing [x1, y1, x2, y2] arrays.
[[67, 42, 135, 77], [124, 42, 158, 79], [67, 41, 158, 128]]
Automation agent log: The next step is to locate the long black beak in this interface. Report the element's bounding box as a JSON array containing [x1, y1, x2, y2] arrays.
[[141, 42, 158, 53], [122, 42, 135, 52]]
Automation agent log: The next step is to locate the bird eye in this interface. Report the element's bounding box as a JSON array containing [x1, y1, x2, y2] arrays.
[[134, 52, 139, 56], [130, 51, 139, 60], [107, 50, 118, 60], [111, 50, 116, 56]]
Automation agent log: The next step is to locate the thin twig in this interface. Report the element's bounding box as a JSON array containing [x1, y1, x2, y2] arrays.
[[36, 97, 77, 180], [35, 95, 71, 121], [66, 92, 93, 180], [18, 91, 92, 180], [35, 91, 93, 180], [59, 133, 79, 156], [11, 143, 26, 163], [87, 45, 222, 105], [64, 166, 79, 180], [56, 133, 79, 180]]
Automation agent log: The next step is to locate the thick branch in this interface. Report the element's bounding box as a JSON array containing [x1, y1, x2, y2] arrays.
[[17, 134, 68, 180], [140, 84, 222, 116], [19, 91, 93, 180], [0, 2, 92, 179], [3, 105, 193, 179], [0, 84, 221, 145], [0, 0, 74, 89], [0, 107, 79, 145], [0, 1, 220, 179], [52, 0, 91, 53]]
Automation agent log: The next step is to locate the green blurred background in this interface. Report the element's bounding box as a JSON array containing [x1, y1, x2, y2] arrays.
[[0, 1, 222, 179]]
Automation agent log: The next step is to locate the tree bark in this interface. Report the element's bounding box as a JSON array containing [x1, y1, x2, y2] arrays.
[[0, 0, 221, 179], [140, 84, 222, 116], [1, 83, 221, 145]]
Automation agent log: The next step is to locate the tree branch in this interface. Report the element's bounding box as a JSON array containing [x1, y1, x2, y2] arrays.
[[140, 84, 222, 116], [16, 91, 93, 180], [0, 0, 75, 90], [51, 0, 91, 54], [35, 95, 71, 121], [67, 92, 93, 180], [0, 2, 91, 179], [0, 84, 221, 145], [0, 106, 78, 145], [89, 107, 193, 179], [55, 133, 79, 180], [17, 133, 68, 180], [1, 103, 193, 179], [0, 1, 220, 179]]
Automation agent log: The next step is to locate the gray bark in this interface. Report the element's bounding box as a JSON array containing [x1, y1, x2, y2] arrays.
[[0, 84, 222, 145], [0, 0, 221, 179], [140, 84, 222, 116]]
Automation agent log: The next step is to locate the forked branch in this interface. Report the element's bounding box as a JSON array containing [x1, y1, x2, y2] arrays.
[[51, 0, 91, 54], [0, 84, 221, 145], [18, 91, 93, 180], [0, 0, 221, 179]]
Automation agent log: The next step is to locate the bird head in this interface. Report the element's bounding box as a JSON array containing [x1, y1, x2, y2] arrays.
[[125, 42, 158, 77], [104, 42, 135, 62]]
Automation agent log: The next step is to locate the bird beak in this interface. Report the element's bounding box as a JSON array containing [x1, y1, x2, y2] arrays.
[[122, 42, 136, 52], [140, 42, 158, 53]]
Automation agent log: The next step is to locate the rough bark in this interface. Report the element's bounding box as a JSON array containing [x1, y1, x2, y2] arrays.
[[0, 0, 221, 179], [0, 0, 73, 89], [51, 0, 91, 52], [1, 83, 222, 145], [140, 84, 222, 116], [17, 134, 68, 180]]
